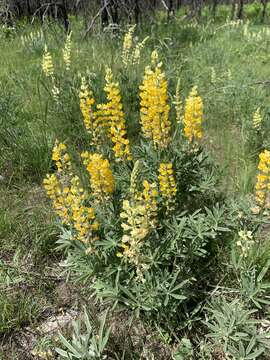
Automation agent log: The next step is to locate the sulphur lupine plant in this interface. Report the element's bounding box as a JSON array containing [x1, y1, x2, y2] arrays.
[[173, 78, 183, 124], [42, 45, 54, 77], [158, 163, 177, 212], [44, 52, 232, 324], [79, 77, 98, 145], [183, 86, 203, 143], [79, 68, 132, 161], [122, 24, 149, 66], [139, 53, 171, 148], [63, 31, 72, 71], [44, 142, 99, 250], [253, 107, 262, 131]]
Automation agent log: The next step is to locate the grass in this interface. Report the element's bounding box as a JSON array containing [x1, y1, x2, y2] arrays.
[[1, 8, 270, 359]]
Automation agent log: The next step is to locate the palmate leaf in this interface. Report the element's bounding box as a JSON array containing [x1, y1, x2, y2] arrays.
[[118, 284, 153, 311], [163, 277, 189, 306]]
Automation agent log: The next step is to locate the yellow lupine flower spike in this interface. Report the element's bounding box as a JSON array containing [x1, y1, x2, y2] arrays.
[[51, 140, 71, 172], [255, 150, 270, 209], [141, 180, 158, 227], [140, 54, 171, 149], [79, 77, 100, 145], [173, 78, 182, 124], [82, 152, 115, 202], [63, 31, 72, 71], [253, 107, 262, 131], [122, 24, 136, 66], [95, 68, 132, 161], [183, 86, 203, 143], [42, 45, 54, 77], [158, 162, 177, 212], [44, 143, 99, 249]]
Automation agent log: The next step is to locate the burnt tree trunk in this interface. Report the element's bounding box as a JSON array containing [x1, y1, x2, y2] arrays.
[[261, 0, 268, 22], [212, 0, 218, 17], [176, 0, 182, 9], [101, 0, 109, 27], [110, 0, 119, 24], [231, 0, 237, 19], [134, 0, 140, 23], [237, 0, 244, 18], [167, 0, 174, 20]]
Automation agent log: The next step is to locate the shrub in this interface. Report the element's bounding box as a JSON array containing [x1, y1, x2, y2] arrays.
[[42, 49, 236, 331]]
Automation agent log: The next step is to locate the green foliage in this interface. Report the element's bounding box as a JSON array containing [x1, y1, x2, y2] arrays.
[[59, 149, 230, 327], [204, 298, 270, 359], [173, 338, 193, 360], [56, 308, 111, 359]]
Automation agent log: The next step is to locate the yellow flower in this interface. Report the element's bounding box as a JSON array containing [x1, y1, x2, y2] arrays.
[[173, 78, 182, 124], [236, 229, 254, 258], [120, 198, 149, 271], [51, 140, 71, 172], [122, 24, 136, 66], [63, 31, 72, 71], [79, 77, 99, 145], [255, 150, 270, 208], [118, 163, 159, 278], [131, 36, 149, 65], [67, 176, 99, 245], [158, 163, 177, 212], [44, 173, 70, 224], [140, 180, 158, 226], [42, 45, 54, 77], [44, 143, 99, 248], [140, 53, 171, 148], [95, 68, 132, 161], [129, 160, 141, 199], [82, 152, 115, 202], [183, 86, 203, 143], [151, 49, 159, 67], [253, 107, 262, 131]]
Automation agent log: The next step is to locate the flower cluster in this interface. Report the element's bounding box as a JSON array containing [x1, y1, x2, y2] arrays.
[[43, 173, 71, 224], [51, 141, 71, 172], [66, 176, 99, 246], [96, 68, 132, 161], [79, 77, 98, 144], [183, 86, 203, 143], [255, 150, 270, 209], [82, 152, 115, 202], [42, 45, 54, 77], [253, 107, 262, 131], [140, 52, 171, 148], [158, 163, 177, 212], [63, 31, 72, 71], [173, 78, 182, 124], [122, 24, 136, 66], [132, 36, 149, 65], [44, 142, 99, 248], [52, 81, 60, 103], [119, 199, 149, 263], [140, 180, 158, 227], [236, 230, 254, 258], [118, 163, 157, 278], [122, 25, 148, 66]]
